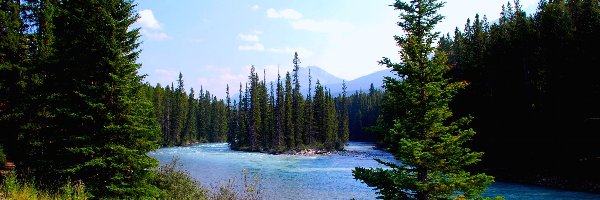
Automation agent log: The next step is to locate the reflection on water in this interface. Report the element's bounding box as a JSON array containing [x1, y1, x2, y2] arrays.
[[149, 142, 600, 200]]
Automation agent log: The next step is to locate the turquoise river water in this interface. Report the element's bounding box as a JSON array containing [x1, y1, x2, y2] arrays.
[[148, 142, 600, 200]]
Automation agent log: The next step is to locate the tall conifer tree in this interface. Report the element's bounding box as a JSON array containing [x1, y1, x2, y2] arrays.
[[353, 0, 493, 199], [24, 0, 162, 197]]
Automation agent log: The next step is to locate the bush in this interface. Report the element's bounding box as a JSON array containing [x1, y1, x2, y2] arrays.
[[154, 158, 209, 200], [153, 158, 262, 200], [0, 145, 6, 166], [0, 172, 87, 200], [209, 169, 261, 200]]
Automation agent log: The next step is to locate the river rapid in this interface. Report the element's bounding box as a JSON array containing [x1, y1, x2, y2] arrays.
[[149, 142, 600, 200]]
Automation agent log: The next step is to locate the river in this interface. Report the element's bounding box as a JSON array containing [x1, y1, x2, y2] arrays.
[[148, 142, 600, 200]]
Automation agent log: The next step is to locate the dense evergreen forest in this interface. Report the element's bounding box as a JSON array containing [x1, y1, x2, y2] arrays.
[[0, 0, 164, 198], [2, 0, 599, 198], [145, 53, 353, 152], [228, 57, 350, 152], [141, 74, 230, 146], [359, 0, 600, 193], [438, 0, 600, 191]]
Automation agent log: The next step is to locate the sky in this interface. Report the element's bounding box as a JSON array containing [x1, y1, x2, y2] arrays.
[[134, 0, 539, 98]]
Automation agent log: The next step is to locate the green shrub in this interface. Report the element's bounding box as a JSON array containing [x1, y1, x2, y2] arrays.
[[0, 145, 6, 166], [1, 172, 87, 200], [154, 158, 209, 200], [153, 158, 263, 200]]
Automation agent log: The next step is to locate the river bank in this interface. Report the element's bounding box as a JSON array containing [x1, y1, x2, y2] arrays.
[[149, 142, 600, 199]]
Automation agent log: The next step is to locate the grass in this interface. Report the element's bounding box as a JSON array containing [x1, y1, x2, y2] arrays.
[[0, 172, 87, 200], [155, 157, 262, 200], [0, 158, 262, 200]]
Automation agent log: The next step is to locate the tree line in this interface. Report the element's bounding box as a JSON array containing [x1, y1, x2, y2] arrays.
[[347, 84, 384, 142], [437, 0, 600, 190], [228, 54, 350, 152], [146, 53, 351, 152], [141, 73, 229, 147], [359, 0, 600, 195]]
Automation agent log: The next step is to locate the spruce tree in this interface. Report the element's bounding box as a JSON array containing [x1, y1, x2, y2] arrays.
[[292, 52, 304, 147], [284, 72, 294, 148], [337, 81, 350, 149], [28, 0, 161, 197], [353, 1, 493, 199], [0, 0, 27, 161], [183, 88, 197, 145], [275, 71, 285, 149]]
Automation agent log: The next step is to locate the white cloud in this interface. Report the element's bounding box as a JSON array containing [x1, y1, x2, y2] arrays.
[[141, 29, 170, 40], [313, 19, 396, 80], [251, 5, 260, 11], [136, 9, 170, 41], [267, 8, 303, 20], [238, 43, 265, 51], [196, 66, 251, 98], [154, 69, 178, 84], [137, 9, 161, 30], [290, 19, 354, 34], [261, 64, 294, 82], [238, 33, 259, 42]]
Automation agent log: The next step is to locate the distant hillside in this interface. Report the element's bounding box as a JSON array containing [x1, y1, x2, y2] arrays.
[[299, 66, 345, 86], [327, 69, 394, 95], [240, 66, 392, 97]]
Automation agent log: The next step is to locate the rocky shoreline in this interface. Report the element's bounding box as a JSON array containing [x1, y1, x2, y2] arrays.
[[270, 148, 333, 156]]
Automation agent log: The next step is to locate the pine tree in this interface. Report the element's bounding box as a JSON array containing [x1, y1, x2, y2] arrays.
[[353, 1, 493, 199], [0, 0, 27, 162], [304, 68, 314, 145], [324, 90, 338, 150], [337, 81, 350, 149], [292, 52, 304, 147], [313, 81, 325, 146], [248, 65, 261, 150], [28, 0, 161, 197], [226, 84, 235, 144], [275, 71, 285, 150], [284, 72, 294, 148], [267, 81, 275, 149], [183, 88, 197, 145]]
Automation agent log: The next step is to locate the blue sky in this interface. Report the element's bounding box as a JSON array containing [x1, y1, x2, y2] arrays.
[[134, 0, 538, 98]]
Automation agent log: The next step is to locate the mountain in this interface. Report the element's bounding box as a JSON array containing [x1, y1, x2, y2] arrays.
[[298, 66, 345, 86], [326, 69, 394, 95], [237, 66, 391, 98], [272, 66, 345, 95]]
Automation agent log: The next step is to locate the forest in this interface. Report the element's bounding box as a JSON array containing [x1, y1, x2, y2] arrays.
[[438, 0, 600, 191], [1, 0, 599, 199], [144, 53, 354, 152]]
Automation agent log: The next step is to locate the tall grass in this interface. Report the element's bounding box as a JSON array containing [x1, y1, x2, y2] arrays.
[[154, 158, 262, 200], [0, 158, 262, 199], [0, 172, 87, 200]]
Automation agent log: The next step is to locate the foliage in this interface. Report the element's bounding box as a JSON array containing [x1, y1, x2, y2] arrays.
[[153, 158, 262, 200], [146, 75, 230, 147], [353, 0, 493, 199], [1, 172, 87, 200], [154, 158, 208, 200], [228, 53, 349, 152], [439, 0, 600, 191], [208, 169, 261, 200], [0, 145, 6, 166], [1, 0, 164, 198]]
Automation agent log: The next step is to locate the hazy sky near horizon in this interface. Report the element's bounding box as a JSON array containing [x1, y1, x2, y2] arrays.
[[134, 0, 538, 98]]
